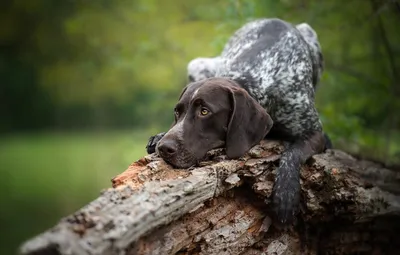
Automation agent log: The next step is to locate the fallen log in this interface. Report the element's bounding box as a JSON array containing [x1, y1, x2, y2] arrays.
[[19, 140, 400, 255]]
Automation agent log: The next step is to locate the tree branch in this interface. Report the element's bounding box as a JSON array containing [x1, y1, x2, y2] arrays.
[[18, 140, 400, 255]]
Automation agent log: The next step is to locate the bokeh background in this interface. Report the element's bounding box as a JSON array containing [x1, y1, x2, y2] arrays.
[[1, 0, 399, 253]]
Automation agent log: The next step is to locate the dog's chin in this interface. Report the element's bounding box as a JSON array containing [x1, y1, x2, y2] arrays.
[[165, 144, 224, 168], [159, 152, 200, 169]]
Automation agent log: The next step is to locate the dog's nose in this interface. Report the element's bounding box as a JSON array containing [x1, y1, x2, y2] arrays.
[[157, 140, 177, 157]]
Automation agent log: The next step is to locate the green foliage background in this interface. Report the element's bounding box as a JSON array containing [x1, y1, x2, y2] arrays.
[[0, 0, 399, 253]]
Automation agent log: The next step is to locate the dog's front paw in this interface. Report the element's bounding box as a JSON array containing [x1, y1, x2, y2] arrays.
[[271, 173, 301, 227], [146, 132, 166, 154]]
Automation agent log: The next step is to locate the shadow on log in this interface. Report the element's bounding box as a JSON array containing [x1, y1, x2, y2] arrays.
[[19, 140, 400, 255]]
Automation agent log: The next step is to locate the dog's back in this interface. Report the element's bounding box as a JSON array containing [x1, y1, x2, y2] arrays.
[[217, 18, 322, 137], [221, 19, 291, 61], [188, 19, 323, 88]]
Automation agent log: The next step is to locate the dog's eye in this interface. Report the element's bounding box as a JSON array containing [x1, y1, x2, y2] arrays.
[[200, 108, 209, 116], [174, 108, 179, 117]]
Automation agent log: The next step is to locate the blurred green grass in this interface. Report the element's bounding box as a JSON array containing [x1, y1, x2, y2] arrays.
[[0, 129, 158, 254]]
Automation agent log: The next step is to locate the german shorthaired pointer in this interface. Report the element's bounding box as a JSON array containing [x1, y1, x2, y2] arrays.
[[146, 18, 329, 226]]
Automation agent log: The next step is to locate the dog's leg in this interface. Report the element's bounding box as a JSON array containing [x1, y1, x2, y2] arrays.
[[146, 132, 166, 154], [271, 130, 326, 226]]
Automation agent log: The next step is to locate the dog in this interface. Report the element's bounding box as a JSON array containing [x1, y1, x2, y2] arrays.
[[146, 18, 328, 225]]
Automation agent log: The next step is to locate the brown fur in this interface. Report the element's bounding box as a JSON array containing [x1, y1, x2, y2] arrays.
[[156, 78, 273, 168]]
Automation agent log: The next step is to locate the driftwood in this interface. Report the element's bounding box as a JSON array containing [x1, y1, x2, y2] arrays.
[[19, 140, 400, 255]]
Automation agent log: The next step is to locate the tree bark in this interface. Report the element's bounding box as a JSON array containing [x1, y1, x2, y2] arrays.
[[19, 140, 400, 255]]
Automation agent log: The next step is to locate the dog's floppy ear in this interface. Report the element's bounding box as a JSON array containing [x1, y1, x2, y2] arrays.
[[225, 87, 273, 158]]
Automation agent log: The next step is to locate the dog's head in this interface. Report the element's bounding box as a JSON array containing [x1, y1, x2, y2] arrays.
[[156, 77, 273, 168]]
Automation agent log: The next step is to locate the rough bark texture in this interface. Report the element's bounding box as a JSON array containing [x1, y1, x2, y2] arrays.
[[19, 140, 400, 255]]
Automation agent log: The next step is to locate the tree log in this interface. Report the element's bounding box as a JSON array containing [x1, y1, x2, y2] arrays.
[[19, 140, 400, 255]]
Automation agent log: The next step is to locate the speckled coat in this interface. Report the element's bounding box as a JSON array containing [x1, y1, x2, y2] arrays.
[[188, 18, 324, 139]]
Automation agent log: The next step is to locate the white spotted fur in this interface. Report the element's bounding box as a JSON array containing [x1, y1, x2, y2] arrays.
[[187, 18, 324, 137]]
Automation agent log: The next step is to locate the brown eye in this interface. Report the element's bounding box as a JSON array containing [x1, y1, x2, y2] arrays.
[[200, 108, 209, 116], [174, 108, 179, 117]]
